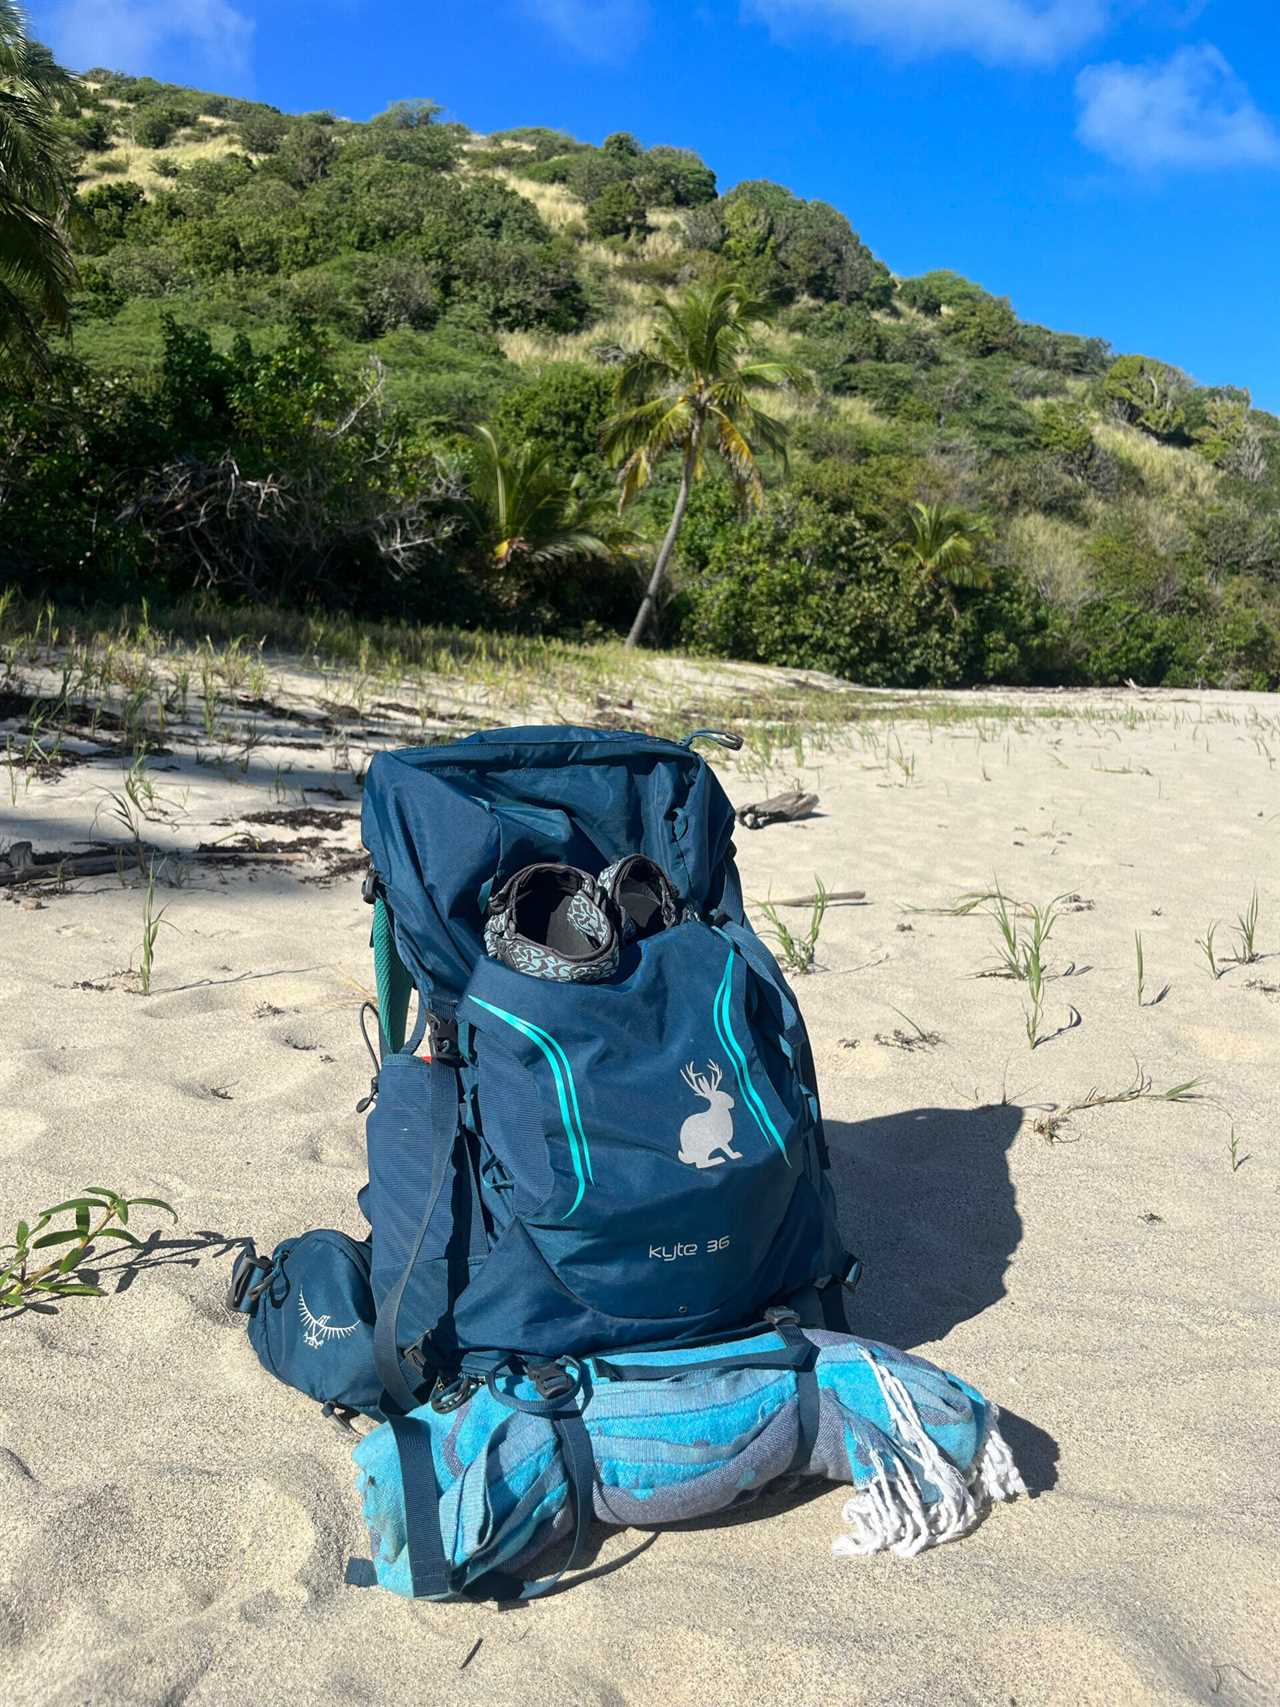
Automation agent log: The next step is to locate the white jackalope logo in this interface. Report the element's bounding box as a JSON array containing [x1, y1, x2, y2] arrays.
[[678, 1060, 740, 1168], [298, 1290, 359, 1350]]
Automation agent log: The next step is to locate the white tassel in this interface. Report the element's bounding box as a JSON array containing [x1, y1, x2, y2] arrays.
[[832, 1352, 1024, 1562], [974, 1411, 1027, 1503]]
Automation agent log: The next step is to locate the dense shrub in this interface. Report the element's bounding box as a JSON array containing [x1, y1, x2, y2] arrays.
[[343, 100, 458, 171], [79, 180, 146, 245], [1102, 354, 1189, 440], [896, 276, 944, 316], [265, 122, 340, 189], [237, 109, 289, 155], [70, 114, 113, 152], [695, 182, 893, 307], [585, 180, 649, 241], [133, 105, 186, 148], [492, 362, 613, 472], [635, 146, 716, 208], [942, 295, 1018, 357], [1015, 324, 1109, 374], [676, 489, 1051, 685]]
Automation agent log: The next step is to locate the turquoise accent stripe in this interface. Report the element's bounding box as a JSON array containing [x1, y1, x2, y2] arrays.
[[467, 995, 593, 1214], [538, 1023, 594, 1184], [712, 948, 788, 1161]]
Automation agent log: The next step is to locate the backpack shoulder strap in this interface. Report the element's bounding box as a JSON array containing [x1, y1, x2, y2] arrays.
[[370, 890, 414, 1055], [373, 1043, 463, 1412]]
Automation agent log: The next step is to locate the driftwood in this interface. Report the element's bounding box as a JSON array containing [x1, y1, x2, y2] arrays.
[[0, 840, 307, 886], [768, 889, 866, 907], [735, 791, 820, 830]]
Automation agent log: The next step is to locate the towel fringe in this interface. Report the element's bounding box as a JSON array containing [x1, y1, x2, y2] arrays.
[[832, 1350, 1025, 1561]]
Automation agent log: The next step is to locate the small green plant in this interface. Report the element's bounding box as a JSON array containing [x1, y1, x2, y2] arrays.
[[1, 1187, 175, 1307], [757, 876, 828, 976], [988, 886, 1023, 978], [1134, 930, 1169, 1006], [1195, 921, 1221, 980], [137, 862, 172, 995], [1023, 951, 1045, 1048], [1227, 1126, 1249, 1173], [1034, 1063, 1206, 1142], [1232, 889, 1260, 965]]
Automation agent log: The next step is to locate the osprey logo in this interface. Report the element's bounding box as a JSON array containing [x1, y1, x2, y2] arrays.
[[678, 1060, 740, 1168], [298, 1290, 358, 1350]]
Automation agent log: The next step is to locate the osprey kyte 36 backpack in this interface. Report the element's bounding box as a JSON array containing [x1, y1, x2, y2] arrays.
[[232, 724, 857, 1426]]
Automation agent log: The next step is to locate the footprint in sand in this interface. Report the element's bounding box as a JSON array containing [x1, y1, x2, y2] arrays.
[[0, 1107, 49, 1155]]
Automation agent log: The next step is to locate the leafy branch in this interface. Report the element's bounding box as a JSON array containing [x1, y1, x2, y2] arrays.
[[0, 1187, 176, 1307]]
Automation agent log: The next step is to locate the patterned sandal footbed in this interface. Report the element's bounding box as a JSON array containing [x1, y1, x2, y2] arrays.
[[484, 859, 682, 981], [484, 866, 619, 983]]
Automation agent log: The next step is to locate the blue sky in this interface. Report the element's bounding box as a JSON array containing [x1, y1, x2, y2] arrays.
[[30, 0, 1280, 409]]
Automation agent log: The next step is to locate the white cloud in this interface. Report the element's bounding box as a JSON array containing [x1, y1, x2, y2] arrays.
[[45, 0, 253, 76], [523, 0, 651, 62], [1076, 45, 1280, 170], [748, 0, 1109, 67]]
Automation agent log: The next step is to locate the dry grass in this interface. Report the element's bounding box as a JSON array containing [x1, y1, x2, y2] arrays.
[[1004, 512, 1093, 609], [765, 391, 886, 433], [77, 129, 244, 197], [1092, 421, 1220, 504], [488, 168, 586, 233], [498, 309, 658, 367]]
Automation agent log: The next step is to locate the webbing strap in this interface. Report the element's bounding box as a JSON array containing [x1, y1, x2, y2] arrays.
[[591, 1320, 817, 1383], [374, 1054, 462, 1413], [791, 1363, 822, 1475], [371, 895, 413, 1056], [512, 1412, 596, 1600], [389, 1413, 454, 1599], [390, 1400, 596, 1602]]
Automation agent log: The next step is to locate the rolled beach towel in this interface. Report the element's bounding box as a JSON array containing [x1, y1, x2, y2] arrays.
[[351, 1328, 1025, 1599]]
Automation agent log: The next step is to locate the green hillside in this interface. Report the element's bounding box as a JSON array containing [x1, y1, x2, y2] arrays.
[[6, 69, 1280, 688]]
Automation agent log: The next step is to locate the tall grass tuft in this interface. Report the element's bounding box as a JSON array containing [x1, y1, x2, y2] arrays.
[[137, 862, 171, 996], [1232, 889, 1260, 965], [758, 877, 828, 976], [1196, 921, 1221, 981]]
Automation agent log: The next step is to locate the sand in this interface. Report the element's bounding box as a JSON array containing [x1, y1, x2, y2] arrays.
[[2, 665, 1277, 1707]]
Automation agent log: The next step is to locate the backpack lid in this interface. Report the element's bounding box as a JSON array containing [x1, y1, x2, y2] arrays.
[[361, 726, 739, 1010]]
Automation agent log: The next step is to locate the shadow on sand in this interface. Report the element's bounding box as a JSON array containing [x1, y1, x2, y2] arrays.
[[826, 1102, 1058, 1494]]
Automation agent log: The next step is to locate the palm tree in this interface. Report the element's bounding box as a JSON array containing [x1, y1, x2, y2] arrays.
[[0, 2, 79, 375], [603, 281, 809, 647], [466, 425, 630, 587], [896, 501, 993, 608]]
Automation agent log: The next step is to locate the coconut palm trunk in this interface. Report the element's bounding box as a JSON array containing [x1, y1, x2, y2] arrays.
[[626, 438, 696, 648]]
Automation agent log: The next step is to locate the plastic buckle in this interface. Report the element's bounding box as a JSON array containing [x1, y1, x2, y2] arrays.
[[227, 1249, 273, 1312], [527, 1360, 575, 1401], [429, 1374, 481, 1415], [321, 1401, 360, 1435], [361, 867, 380, 905], [426, 1013, 462, 1067], [764, 1305, 801, 1328]]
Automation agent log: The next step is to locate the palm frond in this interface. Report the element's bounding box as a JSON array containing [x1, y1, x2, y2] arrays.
[[0, 5, 78, 365], [603, 277, 795, 516]]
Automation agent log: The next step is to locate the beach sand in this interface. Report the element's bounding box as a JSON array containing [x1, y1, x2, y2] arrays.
[[2, 664, 1277, 1706]]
